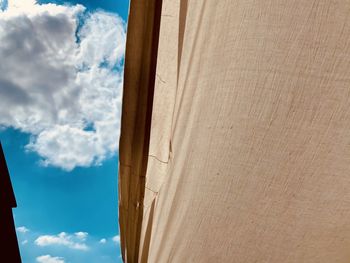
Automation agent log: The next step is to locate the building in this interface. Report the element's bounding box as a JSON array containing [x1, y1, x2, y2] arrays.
[[0, 142, 22, 262]]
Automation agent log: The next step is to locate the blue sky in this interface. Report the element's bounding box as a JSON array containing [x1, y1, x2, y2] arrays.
[[0, 0, 129, 262]]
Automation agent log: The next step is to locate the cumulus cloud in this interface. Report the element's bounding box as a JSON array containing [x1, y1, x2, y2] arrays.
[[35, 232, 89, 251], [112, 235, 120, 244], [74, 231, 88, 241], [21, 239, 28, 245], [99, 238, 107, 244], [16, 226, 30, 233], [0, 0, 125, 170], [36, 255, 65, 263]]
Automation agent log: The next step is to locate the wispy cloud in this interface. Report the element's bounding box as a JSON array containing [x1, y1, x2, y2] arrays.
[[20, 228, 122, 262], [36, 255, 65, 263], [35, 232, 89, 251], [74, 231, 88, 241], [112, 235, 120, 244], [99, 238, 107, 244], [0, 0, 126, 171], [16, 226, 30, 233]]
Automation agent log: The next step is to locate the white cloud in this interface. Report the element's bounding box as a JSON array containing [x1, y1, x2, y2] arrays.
[[75, 231, 88, 241], [36, 255, 65, 263], [21, 239, 28, 245], [112, 235, 120, 244], [99, 238, 107, 244], [0, 0, 125, 170], [3, 0, 84, 19], [16, 226, 30, 233], [35, 232, 89, 251]]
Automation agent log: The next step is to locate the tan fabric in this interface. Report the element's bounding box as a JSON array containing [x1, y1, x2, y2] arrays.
[[118, 0, 162, 262], [120, 0, 350, 262]]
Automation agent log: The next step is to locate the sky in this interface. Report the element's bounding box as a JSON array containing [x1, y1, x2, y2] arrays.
[[0, 0, 129, 262]]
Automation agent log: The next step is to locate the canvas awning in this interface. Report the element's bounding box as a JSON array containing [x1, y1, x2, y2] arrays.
[[119, 1, 350, 262]]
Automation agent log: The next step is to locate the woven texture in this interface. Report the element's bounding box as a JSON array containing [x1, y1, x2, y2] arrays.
[[119, 1, 350, 262]]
